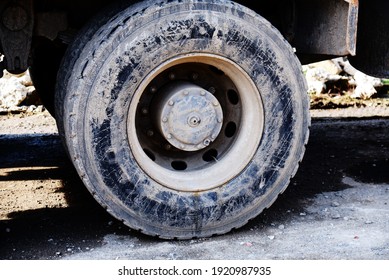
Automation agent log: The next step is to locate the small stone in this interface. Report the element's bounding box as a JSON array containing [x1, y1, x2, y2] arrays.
[[365, 221, 373, 225], [67, 248, 72, 252], [35, 105, 44, 113], [331, 213, 341, 219], [55, 252, 61, 256], [300, 212, 307, 216], [331, 202, 340, 207], [5, 228, 11, 233], [268, 235, 275, 240], [26, 105, 36, 113], [278, 225, 285, 230]]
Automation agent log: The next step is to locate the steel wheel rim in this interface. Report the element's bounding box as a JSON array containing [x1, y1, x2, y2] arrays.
[[127, 53, 264, 192]]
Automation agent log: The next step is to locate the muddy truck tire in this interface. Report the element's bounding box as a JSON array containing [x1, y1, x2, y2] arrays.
[[55, 0, 310, 239]]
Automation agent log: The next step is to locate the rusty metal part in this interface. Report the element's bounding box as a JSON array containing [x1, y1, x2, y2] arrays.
[[0, 0, 33, 73], [293, 0, 359, 57]]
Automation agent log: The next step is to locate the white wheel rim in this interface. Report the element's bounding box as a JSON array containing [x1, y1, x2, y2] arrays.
[[127, 53, 264, 192]]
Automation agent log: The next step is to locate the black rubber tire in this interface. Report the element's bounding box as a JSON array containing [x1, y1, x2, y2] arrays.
[[56, 0, 310, 239]]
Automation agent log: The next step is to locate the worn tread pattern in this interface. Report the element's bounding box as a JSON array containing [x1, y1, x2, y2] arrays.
[[56, 0, 310, 239]]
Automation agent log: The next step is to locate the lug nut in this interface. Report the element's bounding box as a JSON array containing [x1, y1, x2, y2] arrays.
[[203, 139, 211, 146], [141, 108, 149, 115]]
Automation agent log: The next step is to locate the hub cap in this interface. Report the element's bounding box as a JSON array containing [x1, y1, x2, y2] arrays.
[[155, 82, 223, 152]]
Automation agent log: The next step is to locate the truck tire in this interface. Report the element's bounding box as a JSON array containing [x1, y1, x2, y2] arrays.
[[56, 0, 310, 239]]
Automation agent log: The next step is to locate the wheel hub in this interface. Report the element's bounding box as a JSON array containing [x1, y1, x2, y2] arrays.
[[155, 82, 223, 152]]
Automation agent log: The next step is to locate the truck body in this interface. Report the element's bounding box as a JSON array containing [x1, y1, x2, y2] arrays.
[[1, 0, 388, 77]]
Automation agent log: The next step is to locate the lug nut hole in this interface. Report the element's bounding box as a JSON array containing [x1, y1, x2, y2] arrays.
[[171, 161, 188, 171], [227, 89, 240, 105], [225, 122, 237, 138], [203, 149, 219, 162]]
